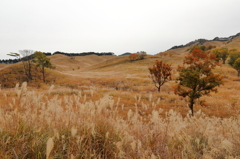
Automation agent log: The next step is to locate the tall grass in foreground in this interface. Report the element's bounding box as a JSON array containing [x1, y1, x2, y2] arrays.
[[0, 84, 240, 158]]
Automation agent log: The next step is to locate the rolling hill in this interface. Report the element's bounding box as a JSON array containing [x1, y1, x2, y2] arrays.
[[49, 54, 115, 72], [1, 32, 240, 158], [1, 32, 240, 82]]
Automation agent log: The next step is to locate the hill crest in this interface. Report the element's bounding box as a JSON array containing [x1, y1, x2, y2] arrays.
[[169, 32, 240, 50]]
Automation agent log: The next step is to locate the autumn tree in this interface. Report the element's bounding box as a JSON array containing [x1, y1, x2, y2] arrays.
[[233, 58, 240, 77], [129, 53, 139, 61], [129, 51, 147, 61], [189, 45, 204, 52], [137, 51, 147, 60], [175, 48, 223, 116], [149, 60, 172, 92], [32, 51, 52, 82], [228, 49, 240, 65], [206, 45, 216, 50], [227, 49, 240, 77], [211, 48, 229, 64], [189, 45, 216, 53]]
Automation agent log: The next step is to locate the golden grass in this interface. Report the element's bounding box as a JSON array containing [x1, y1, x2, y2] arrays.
[[0, 63, 7, 69], [49, 54, 115, 72], [45, 50, 240, 120], [1, 52, 240, 118], [204, 41, 224, 48], [1, 84, 240, 158], [225, 36, 240, 50]]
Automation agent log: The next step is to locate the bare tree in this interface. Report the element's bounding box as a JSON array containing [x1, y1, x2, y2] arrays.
[[19, 50, 35, 81]]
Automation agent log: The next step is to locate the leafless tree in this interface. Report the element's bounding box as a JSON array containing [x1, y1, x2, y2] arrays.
[[19, 50, 35, 81]]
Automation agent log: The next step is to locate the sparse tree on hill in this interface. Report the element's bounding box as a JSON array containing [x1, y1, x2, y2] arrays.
[[32, 51, 52, 82], [149, 60, 172, 92], [129, 53, 139, 61], [129, 51, 147, 61], [189, 45, 206, 52], [175, 48, 223, 116], [233, 58, 240, 77], [20, 50, 35, 81], [8, 50, 34, 81], [228, 49, 240, 65], [189, 45, 216, 53], [211, 48, 229, 64], [206, 45, 216, 50], [228, 49, 240, 77], [137, 51, 147, 60]]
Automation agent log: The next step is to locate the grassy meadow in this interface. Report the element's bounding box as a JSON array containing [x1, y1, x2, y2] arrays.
[[1, 39, 240, 158]]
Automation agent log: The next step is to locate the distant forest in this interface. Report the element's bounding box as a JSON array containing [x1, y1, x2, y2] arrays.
[[0, 51, 115, 64]]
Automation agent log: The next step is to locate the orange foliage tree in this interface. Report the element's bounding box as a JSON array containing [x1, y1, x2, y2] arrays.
[[189, 45, 216, 53], [129, 51, 146, 61], [129, 53, 139, 61], [175, 48, 223, 116], [148, 60, 172, 92]]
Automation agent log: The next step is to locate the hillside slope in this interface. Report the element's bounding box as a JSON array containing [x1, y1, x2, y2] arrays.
[[49, 54, 116, 72], [225, 36, 240, 50], [50, 35, 240, 79], [0, 64, 7, 69], [168, 32, 240, 50]]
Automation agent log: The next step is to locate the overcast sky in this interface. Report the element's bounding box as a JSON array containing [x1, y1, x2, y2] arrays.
[[1, 0, 240, 59]]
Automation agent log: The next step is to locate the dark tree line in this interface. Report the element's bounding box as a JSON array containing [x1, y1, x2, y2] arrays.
[[0, 52, 115, 64], [0, 59, 20, 64], [52, 51, 114, 56]]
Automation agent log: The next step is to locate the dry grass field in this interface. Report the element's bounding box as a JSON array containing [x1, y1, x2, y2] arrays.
[[0, 63, 7, 69], [49, 54, 116, 72], [1, 38, 240, 158]]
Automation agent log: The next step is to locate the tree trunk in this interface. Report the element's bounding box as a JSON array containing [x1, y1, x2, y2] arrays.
[[28, 61, 32, 80], [42, 66, 45, 83], [238, 70, 240, 77], [22, 62, 30, 82], [158, 87, 161, 92], [223, 59, 226, 64], [189, 98, 195, 116]]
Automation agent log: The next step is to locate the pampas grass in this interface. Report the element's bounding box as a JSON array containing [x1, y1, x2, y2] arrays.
[[46, 137, 54, 159], [48, 84, 54, 95], [1, 83, 240, 158]]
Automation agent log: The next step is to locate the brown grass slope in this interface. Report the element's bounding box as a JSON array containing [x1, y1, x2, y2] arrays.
[[0, 63, 7, 69], [48, 36, 240, 78], [71, 51, 186, 79], [225, 36, 240, 50], [0, 62, 65, 88], [44, 35, 239, 77], [201, 36, 240, 50], [203, 40, 224, 47], [49, 54, 115, 72]]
